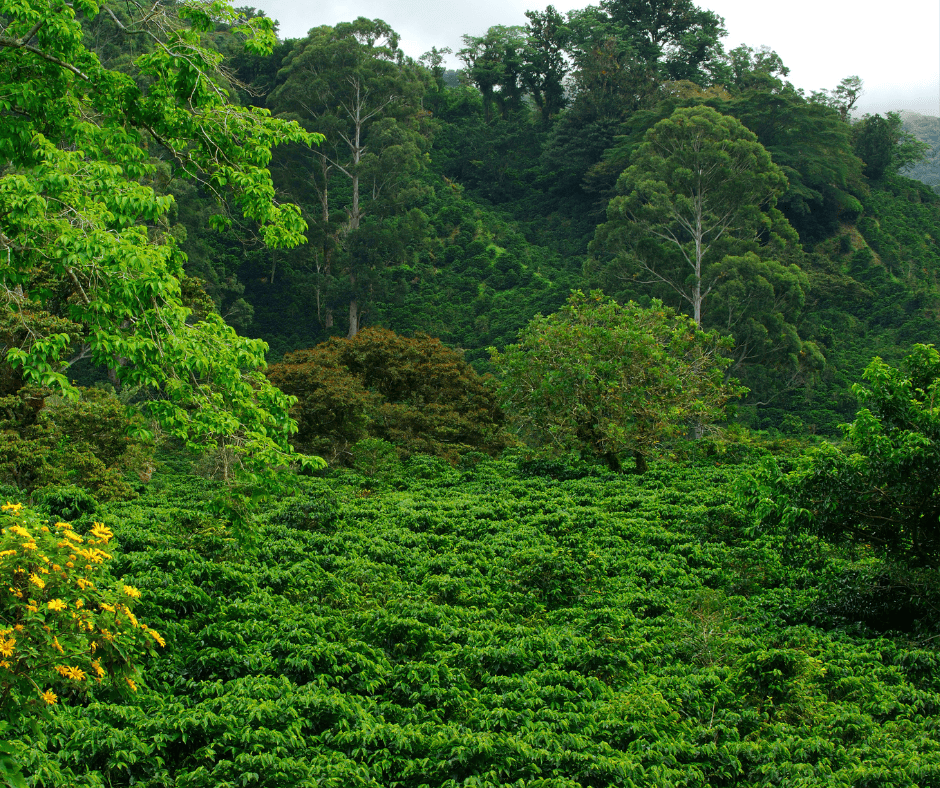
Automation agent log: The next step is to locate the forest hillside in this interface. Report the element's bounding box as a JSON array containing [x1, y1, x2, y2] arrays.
[[2, 0, 940, 786]]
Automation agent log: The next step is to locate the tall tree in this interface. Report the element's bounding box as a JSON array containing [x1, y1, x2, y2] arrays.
[[597, 0, 726, 83], [269, 18, 431, 338], [521, 6, 570, 125], [457, 26, 527, 123], [595, 106, 790, 327]]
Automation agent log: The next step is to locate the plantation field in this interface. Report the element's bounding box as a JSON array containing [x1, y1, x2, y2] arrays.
[[20, 454, 940, 787]]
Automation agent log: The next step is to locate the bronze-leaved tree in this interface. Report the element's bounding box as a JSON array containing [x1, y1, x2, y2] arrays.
[[0, 0, 325, 481], [490, 291, 745, 473], [269, 328, 507, 464]]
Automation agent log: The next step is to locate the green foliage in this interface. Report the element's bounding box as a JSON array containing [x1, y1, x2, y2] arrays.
[[268, 17, 432, 338], [854, 112, 930, 182], [491, 291, 744, 472], [0, 387, 153, 499], [269, 328, 507, 464], [743, 344, 940, 565], [11, 456, 940, 786], [0, 0, 324, 483], [594, 105, 795, 329]]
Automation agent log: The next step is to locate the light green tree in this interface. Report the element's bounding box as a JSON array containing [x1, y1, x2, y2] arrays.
[[490, 291, 744, 473], [0, 0, 324, 479]]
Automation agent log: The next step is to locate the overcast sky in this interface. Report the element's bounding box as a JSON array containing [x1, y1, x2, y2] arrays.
[[251, 0, 940, 118]]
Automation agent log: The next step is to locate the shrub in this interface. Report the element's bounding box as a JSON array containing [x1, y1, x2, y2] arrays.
[[0, 502, 164, 722], [268, 328, 508, 464]]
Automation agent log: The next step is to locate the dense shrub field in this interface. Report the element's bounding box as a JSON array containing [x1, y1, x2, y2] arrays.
[[14, 454, 940, 787]]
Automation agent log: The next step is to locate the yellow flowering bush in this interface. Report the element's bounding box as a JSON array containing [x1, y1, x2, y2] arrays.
[[0, 501, 164, 719]]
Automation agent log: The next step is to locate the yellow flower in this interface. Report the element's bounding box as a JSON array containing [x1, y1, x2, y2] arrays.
[[0, 550, 16, 558], [41, 690, 57, 705], [0, 636, 15, 657], [52, 636, 64, 653], [91, 659, 105, 679], [1, 502, 23, 514], [9, 525, 30, 538], [54, 521, 70, 530], [65, 561, 74, 568], [41, 526, 49, 533], [122, 585, 141, 599], [123, 608, 139, 628], [148, 629, 166, 648], [21, 541, 37, 551], [54, 664, 70, 677], [125, 677, 137, 692], [76, 578, 94, 590], [0, 660, 10, 669], [52, 564, 60, 571], [65, 666, 86, 681], [26, 604, 38, 613], [47, 599, 67, 612], [29, 573, 45, 590], [90, 523, 113, 543], [99, 603, 115, 613], [75, 598, 84, 609]]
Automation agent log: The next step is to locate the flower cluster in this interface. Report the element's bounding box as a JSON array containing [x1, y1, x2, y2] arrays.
[[0, 501, 164, 715]]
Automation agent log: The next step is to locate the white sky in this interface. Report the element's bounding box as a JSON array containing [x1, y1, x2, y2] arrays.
[[251, 0, 940, 117]]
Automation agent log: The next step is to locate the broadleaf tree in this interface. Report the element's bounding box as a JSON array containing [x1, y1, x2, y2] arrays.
[[593, 105, 820, 380], [490, 291, 745, 473], [744, 344, 940, 566], [268, 18, 432, 338], [0, 0, 325, 482]]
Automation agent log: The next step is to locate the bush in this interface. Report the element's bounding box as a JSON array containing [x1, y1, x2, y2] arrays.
[[268, 328, 508, 465], [0, 387, 154, 499]]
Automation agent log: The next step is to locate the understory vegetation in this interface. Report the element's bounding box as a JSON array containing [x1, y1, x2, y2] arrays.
[[10, 451, 940, 787]]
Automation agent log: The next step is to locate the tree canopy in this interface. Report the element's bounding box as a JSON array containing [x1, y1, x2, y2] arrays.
[[0, 0, 322, 478], [490, 291, 744, 472]]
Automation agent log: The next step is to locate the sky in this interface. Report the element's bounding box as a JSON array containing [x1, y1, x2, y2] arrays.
[[251, 0, 940, 118]]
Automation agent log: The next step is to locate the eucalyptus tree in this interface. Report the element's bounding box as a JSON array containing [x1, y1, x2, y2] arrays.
[[269, 18, 432, 337], [594, 106, 818, 377]]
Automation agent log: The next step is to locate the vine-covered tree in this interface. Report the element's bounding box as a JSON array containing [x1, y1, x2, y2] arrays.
[[490, 291, 744, 473]]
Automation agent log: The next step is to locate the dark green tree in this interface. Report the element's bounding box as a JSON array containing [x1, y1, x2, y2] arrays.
[[269, 19, 432, 338], [457, 26, 527, 123], [853, 112, 930, 181], [521, 6, 570, 125]]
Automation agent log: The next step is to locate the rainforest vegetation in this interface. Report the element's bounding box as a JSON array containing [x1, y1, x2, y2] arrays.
[[2, 0, 940, 785]]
